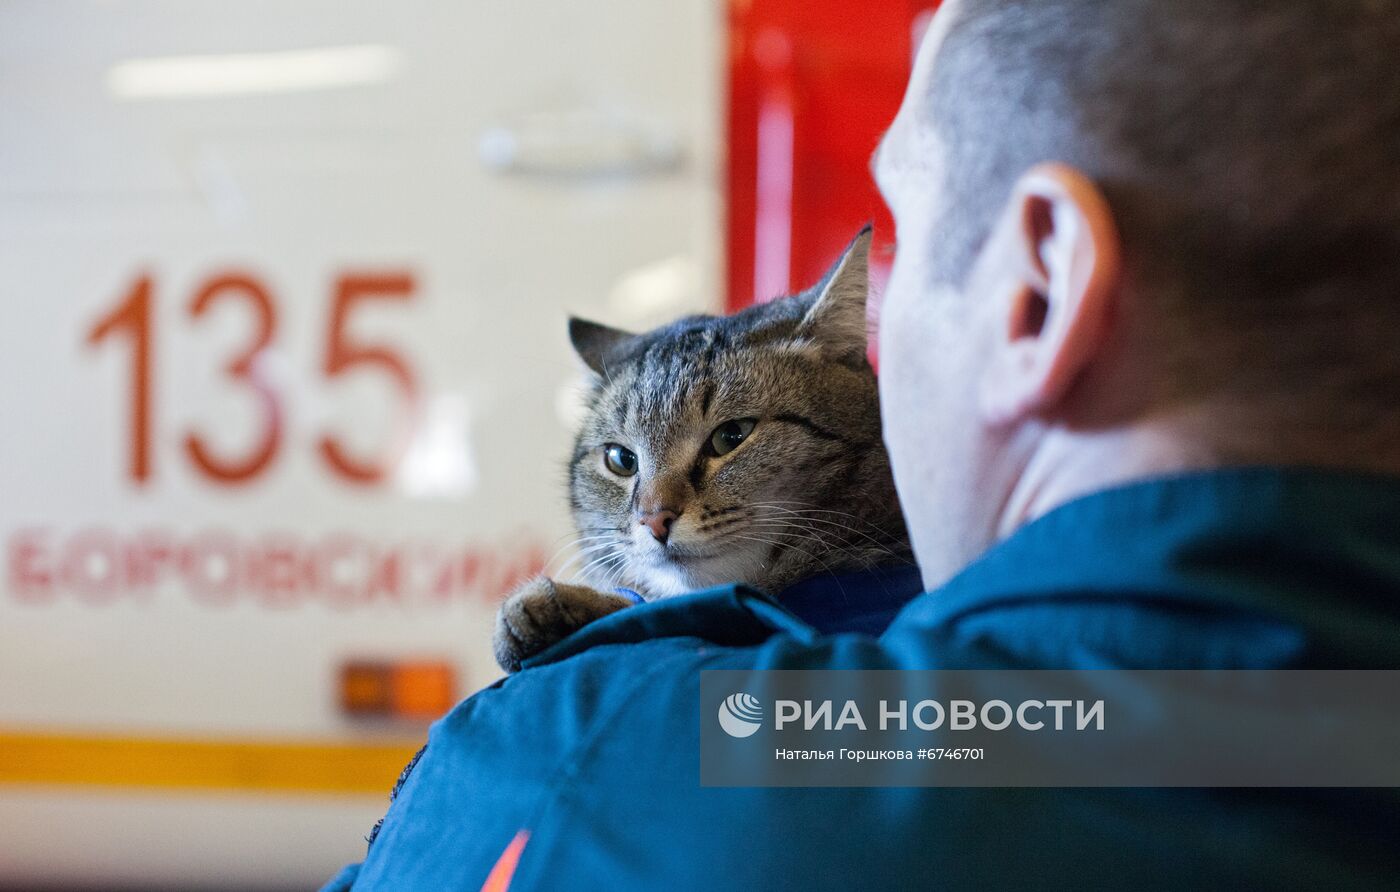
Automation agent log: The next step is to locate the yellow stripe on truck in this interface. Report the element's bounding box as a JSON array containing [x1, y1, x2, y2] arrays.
[[0, 728, 422, 796]]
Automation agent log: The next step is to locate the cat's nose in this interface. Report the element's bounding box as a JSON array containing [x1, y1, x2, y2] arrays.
[[639, 510, 678, 544]]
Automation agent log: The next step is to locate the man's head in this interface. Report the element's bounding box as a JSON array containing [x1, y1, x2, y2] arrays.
[[876, 0, 1400, 586]]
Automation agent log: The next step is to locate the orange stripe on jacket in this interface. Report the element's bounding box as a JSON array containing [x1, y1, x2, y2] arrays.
[[481, 830, 530, 892]]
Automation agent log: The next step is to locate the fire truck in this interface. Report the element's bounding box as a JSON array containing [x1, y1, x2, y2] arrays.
[[0, 0, 922, 886]]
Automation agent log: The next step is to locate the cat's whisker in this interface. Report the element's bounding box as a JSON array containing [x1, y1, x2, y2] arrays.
[[537, 527, 621, 554], [736, 523, 835, 553], [542, 534, 617, 573], [603, 558, 632, 593], [727, 533, 851, 600], [738, 524, 895, 581], [552, 545, 619, 580], [575, 549, 629, 587], [580, 548, 631, 592], [747, 514, 897, 545], [576, 563, 621, 590], [546, 538, 620, 578], [745, 515, 900, 552], [747, 504, 906, 558], [542, 531, 615, 553], [750, 499, 898, 531], [537, 535, 594, 572], [752, 501, 903, 538], [576, 549, 624, 579], [744, 522, 902, 563], [562, 534, 618, 562], [728, 531, 823, 563]]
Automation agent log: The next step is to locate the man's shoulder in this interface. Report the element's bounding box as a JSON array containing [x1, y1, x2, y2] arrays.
[[515, 562, 923, 672]]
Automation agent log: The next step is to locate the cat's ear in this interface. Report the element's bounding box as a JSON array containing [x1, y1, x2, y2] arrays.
[[568, 317, 633, 376], [798, 225, 872, 363]]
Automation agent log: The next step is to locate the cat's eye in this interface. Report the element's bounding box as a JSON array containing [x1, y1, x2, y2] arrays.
[[603, 444, 638, 477], [707, 419, 757, 457]]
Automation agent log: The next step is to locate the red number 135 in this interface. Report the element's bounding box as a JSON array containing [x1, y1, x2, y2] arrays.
[[86, 271, 419, 487]]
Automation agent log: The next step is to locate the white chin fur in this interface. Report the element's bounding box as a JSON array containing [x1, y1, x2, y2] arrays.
[[633, 563, 696, 598], [629, 542, 770, 599]]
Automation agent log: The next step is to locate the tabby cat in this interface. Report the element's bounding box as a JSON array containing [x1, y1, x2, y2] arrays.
[[493, 228, 910, 672]]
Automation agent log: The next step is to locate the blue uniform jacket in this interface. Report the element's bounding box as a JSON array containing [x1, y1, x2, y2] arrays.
[[325, 468, 1400, 890]]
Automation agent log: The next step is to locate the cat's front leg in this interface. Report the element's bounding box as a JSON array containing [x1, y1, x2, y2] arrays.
[[493, 576, 636, 673]]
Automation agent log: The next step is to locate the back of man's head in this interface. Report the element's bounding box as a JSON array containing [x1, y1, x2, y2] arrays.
[[925, 0, 1400, 419]]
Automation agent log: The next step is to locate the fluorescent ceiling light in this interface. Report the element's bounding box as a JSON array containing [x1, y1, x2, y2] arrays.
[[107, 44, 400, 99]]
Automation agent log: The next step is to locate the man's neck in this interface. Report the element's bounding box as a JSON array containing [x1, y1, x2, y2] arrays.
[[998, 424, 1208, 539], [999, 406, 1400, 539]]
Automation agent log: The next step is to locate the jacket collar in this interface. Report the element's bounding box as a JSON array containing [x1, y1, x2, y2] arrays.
[[899, 466, 1400, 666]]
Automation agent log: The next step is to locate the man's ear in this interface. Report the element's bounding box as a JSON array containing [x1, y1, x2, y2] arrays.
[[797, 225, 872, 363], [977, 163, 1122, 425], [568, 317, 632, 376]]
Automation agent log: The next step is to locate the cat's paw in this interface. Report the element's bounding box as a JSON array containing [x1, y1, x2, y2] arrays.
[[493, 576, 635, 673]]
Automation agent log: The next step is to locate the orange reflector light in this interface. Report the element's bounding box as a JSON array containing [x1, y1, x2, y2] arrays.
[[339, 659, 458, 721]]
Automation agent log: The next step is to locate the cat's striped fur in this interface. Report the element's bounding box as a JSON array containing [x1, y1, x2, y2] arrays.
[[493, 228, 910, 672]]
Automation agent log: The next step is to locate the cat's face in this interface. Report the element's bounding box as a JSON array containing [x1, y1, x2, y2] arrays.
[[565, 230, 908, 598]]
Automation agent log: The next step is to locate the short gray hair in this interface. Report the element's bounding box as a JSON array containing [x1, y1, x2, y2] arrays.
[[925, 0, 1400, 407]]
